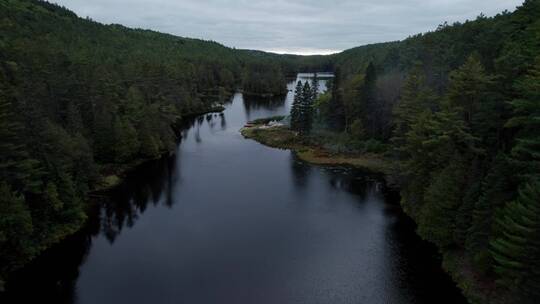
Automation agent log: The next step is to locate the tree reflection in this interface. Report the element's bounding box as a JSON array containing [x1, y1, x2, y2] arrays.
[[102, 156, 177, 243], [1, 221, 95, 304], [289, 152, 311, 189], [242, 94, 286, 121], [321, 167, 375, 201], [217, 113, 226, 131]]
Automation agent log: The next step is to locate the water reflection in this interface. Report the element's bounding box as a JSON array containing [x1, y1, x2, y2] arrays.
[[1, 74, 466, 304], [289, 153, 311, 189], [243, 95, 287, 121], [220, 113, 226, 130]]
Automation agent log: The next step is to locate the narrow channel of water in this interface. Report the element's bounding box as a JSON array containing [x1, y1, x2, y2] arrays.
[[2, 75, 466, 304]]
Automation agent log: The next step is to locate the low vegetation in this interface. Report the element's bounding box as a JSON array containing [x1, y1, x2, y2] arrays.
[[241, 125, 392, 174]]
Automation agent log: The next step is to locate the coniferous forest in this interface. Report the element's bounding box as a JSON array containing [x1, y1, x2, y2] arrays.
[[1, 0, 539, 303], [0, 0, 306, 284]]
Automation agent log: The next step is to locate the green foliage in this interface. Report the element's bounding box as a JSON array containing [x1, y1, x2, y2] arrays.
[[290, 81, 303, 132], [0, 183, 33, 273], [326, 68, 346, 131], [290, 81, 315, 136], [300, 82, 315, 135], [490, 181, 540, 301], [391, 64, 437, 151], [0, 96, 42, 193], [506, 58, 540, 179], [349, 119, 365, 139], [418, 158, 466, 248], [1, 0, 540, 301], [466, 154, 516, 259], [113, 118, 140, 163], [358, 62, 380, 138], [446, 54, 494, 126], [0, 0, 300, 279]]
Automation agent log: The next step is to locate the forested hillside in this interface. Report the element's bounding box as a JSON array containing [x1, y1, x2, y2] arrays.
[[0, 0, 325, 285], [313, 1, 539, 302], [1, 0, 539, 302]]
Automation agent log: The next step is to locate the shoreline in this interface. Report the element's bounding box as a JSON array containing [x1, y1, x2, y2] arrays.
[[94, 105, 227, 193], [240, 124, 393, 176], [0, 105, 228, 290], [240, 119, 502, 304]]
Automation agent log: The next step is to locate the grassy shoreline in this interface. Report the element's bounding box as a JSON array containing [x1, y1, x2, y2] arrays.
[[240, 124, 392, 175]]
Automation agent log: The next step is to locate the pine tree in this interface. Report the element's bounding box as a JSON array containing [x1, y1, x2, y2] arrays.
[[300, 82, 314, 135], [466, 154, 517, 259], [311, 72, 319, 101], [290, 81, 303, 132], [418, 157, 466, 248], [506, 57, 540, 179], [139, 121, 161, 159], [360, 62, 379, 137], [490, 181, 540, 301], [0, 96, 42, 193], [400, 100, 480, 218], [327, 68, 346, 131], [0, 182, 34, 274], [113, 118, 140, 163], [93, 107, 116, 162], [447, 54, 493, 127], [392, 65, 437, 152]]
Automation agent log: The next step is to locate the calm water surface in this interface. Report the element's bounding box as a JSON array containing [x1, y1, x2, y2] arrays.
[[2, 75, 467, 304]]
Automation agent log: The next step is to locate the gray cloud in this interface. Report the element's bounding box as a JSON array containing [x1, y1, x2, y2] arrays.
[[52, 0, 524, 55]]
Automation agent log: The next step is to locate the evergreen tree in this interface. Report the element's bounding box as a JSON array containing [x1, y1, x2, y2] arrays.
[[299, 82, 314, 135], [311, 72, 319, 101], [466, 154, 517, 260], [490, 181, 540, 301], [506, 58, 540, 179], [0, 96, 41, 194], [447, 54, 493, 127], [0, 183, 33, 274], [93, 107, 116, 162], [392, 65, 437, 151], [139, 121, 161, 159], [290, 81, 303, 132], [418, 157, 466, 248], [359, 62, 379, 137], [113, 118, 140, 163], [327, 68, 346, 131]]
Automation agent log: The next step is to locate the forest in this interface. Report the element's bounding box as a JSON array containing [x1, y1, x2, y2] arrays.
[[297, 1, 539, 302], [1, 0, 539, 302], [0, 0, 321, 286]]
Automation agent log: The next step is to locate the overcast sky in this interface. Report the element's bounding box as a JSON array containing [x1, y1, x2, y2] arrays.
[[52, 0, 524, 55]]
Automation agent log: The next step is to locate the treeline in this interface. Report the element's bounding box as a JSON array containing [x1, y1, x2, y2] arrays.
[[2, 0, 539, 301], [313, 1, 539, 302], [0, 0, 307, 283]]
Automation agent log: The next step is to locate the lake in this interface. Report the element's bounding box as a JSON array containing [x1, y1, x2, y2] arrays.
[[2, 74, 466, 304]]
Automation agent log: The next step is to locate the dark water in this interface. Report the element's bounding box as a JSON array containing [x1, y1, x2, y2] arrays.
[[2, 75, 467, 304]]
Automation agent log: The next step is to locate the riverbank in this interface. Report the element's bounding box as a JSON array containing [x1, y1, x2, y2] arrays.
[[0, 104, 228, 291], [240, 123, 392, 175], [240, 119, 501, 304], [95, 105, 226, 192]]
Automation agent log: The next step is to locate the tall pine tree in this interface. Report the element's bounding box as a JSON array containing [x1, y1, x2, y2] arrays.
[[290, 81, 303, 132], [490, 181, 540, 302], [300, 82, 314, 135]]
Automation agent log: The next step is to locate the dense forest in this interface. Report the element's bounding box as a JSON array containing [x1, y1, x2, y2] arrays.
[[301, 1, 539, 302], [1, 0, 539, 302], [0, 0, 326, 286]]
